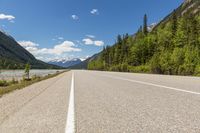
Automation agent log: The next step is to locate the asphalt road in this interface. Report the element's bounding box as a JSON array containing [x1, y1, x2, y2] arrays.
[[1, 70, 200, 133]]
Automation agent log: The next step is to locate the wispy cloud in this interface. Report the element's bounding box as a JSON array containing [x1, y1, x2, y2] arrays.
[[82, 38, 104, 46], [71, 15, 79, 20], [52, 36, 64, 41], [90, 9, 99, 15], [86, 35, 95, 38], [0, 13, 15, 22], [58, 37, 64, 40]]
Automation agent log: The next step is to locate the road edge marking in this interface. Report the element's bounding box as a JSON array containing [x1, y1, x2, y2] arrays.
[[101, 74, 200, 95], [65, 72, 75, 133]]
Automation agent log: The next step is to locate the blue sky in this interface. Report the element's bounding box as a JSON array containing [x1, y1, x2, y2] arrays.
[[0, 0, 184, 61]]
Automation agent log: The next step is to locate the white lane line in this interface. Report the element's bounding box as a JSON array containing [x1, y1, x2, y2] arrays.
[[101, 74, 200, 95], [65, 72, 75, 133]]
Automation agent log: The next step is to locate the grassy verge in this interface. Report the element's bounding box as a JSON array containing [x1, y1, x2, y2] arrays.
[[0, 70, 68, 97]]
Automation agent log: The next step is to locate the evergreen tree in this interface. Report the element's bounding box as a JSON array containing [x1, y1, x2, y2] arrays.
[[171, 10, 178, 36], [143, 14, 148, 35], [88, 11, 200, 76]]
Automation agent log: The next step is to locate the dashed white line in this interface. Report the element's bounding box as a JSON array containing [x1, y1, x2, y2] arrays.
[[101, 74, 200, 95], [65, 72, 75, 133]]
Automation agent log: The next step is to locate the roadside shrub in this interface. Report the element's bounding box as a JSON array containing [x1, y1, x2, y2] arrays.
[[128, 65, 150, 73], [31, 75, 41, 81], [109, 65, 121, 72], [194, 65, 200, 76], [10, 78, 19, 84], [149, 54, 162, 74], [120, 63, 128, 72], [0, 80, 9, 87]]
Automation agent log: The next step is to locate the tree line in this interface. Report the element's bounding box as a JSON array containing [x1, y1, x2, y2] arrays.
[[88, 11, 200, 76]]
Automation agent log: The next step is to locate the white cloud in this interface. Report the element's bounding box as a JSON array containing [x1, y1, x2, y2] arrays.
[[18, 41, 39, 47], [82, 38, 104, 46], [43, 41, 81, 55], [82, 38, 94, 45], [71, 15, 79, 20], [94, 41, 104, 46], [26, 46, 38, 52], [0, 13, 15, 22], [86, 35, 95, 38], [35, 56, 47, 61], [90, 9, 99, 15], [18, 40, 82, 61]]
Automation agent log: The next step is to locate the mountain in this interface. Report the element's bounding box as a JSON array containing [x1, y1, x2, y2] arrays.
[[87, 0, 200, 76], [147, 23, 157, 32], [68, 54, 100, 69], [154, 0, 200, 29], [0, 31, 61, 69], [48, 58, 82, 68]]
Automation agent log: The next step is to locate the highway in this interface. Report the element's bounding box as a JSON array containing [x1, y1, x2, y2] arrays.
[[1, 70, 200, 133]]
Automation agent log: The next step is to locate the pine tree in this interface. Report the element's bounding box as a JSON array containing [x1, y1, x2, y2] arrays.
[[117, 35, 122, 44], [171, 10, 177, 36], [143, 14, 148, 35], [87, 11, 200, 75], [138, 26, 142, 33]]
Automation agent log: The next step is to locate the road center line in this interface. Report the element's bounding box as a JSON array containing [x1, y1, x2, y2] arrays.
[[65, 72, 75, 133], [100, 74, 200, 95]]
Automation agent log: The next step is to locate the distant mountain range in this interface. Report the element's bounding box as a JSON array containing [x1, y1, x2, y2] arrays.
[[0, 31, 61, 69], [48, 58, 82, 68], [68, 53, 100, 69]]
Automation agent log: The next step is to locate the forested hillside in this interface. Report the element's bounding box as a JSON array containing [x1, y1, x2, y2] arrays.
[[0, 31, 61, 69], [88, 0, 200, 76]]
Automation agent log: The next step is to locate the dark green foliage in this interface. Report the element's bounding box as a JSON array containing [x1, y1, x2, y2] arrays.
[[143, 14, 148, 35], [0, 80, 9, 87], [171, 10, 178, 36], [25, 63, 31, 80], [88, 1, 200, 76]]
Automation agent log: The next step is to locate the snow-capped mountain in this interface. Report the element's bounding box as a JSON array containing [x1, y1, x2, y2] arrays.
[[48, 58, 82, 68], [148, 23, 157, 32]]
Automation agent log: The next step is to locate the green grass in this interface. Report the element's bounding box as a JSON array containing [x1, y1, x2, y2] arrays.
[[0, 71, 67, 97]]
